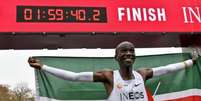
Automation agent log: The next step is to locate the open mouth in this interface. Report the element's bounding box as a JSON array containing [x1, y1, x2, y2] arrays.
[[124, 58, 133, 63]]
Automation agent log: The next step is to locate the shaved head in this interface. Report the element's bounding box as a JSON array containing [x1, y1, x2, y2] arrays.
[[115, 41, 135, 58], [116, 41, 134, 50]]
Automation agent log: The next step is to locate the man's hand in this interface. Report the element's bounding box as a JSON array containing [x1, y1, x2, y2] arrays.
[[192, 56, 197, 64], [28, 57, 43, 70], [191, 50, 200, 64]]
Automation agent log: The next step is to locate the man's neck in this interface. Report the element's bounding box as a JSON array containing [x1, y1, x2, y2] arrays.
[[119, 67, 134, 80]]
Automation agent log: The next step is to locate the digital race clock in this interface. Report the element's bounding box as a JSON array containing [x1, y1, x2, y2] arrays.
[[17, 6, 107, 23]]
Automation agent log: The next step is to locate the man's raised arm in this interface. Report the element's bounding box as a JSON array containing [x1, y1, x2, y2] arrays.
[[139, 56, 198, 81], [152, 59, 194, 77], [28, 57, 93, 82]]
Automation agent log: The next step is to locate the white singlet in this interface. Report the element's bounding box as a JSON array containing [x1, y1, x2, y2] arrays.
[[107, 70, 148, 101]]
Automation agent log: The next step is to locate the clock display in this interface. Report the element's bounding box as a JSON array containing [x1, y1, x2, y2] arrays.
[[17, 6, 107, 23]]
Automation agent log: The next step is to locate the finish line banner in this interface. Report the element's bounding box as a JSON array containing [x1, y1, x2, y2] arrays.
[[1, 0, 201, 32], [34, 53, 201, 101]]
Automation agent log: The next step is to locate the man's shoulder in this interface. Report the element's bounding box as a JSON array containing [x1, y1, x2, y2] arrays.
[[136, 68, 148, 73], [136, 68, 153, 80], [97, 69, 113, 74], [94, 69, 114, 82], [96, 69, 114, 78]]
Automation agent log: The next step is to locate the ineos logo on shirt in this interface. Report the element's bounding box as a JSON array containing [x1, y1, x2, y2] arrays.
[[120, 91, 144, 100]]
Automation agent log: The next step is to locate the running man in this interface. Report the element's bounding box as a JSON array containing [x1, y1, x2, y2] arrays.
[[28, 41, 197, 101]]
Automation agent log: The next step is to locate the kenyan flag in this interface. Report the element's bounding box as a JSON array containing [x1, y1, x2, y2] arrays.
[[34, 53, 201, 101]]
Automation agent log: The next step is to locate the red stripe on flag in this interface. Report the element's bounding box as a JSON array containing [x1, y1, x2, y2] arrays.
[[167, 96, 201, 101], [146, 88, 154, 101]]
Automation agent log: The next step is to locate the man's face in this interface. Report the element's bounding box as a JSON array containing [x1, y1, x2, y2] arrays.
[[115, 42, 136, 67]]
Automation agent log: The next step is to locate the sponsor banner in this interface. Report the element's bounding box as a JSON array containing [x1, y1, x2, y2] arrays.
[[35, 54, 201, 100], [0, 0, 201, 32]]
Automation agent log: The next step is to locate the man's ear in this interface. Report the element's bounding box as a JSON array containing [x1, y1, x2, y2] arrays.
[[115, 54, 118, 61], [115, 49, 119, 61]]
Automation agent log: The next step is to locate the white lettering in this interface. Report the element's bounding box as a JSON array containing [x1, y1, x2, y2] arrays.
[[148, 8, 156, 21], [118, 7, 167, 22], [188, 7, 201, 23], [118, 8, 125, 21], [126, 8, 131, 21], [143, 8, 147, 21], [157, 8, 166, 21], [182, 7, 201, 23], [132, 8, 142, 21], [182, 7, 189, 23]]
